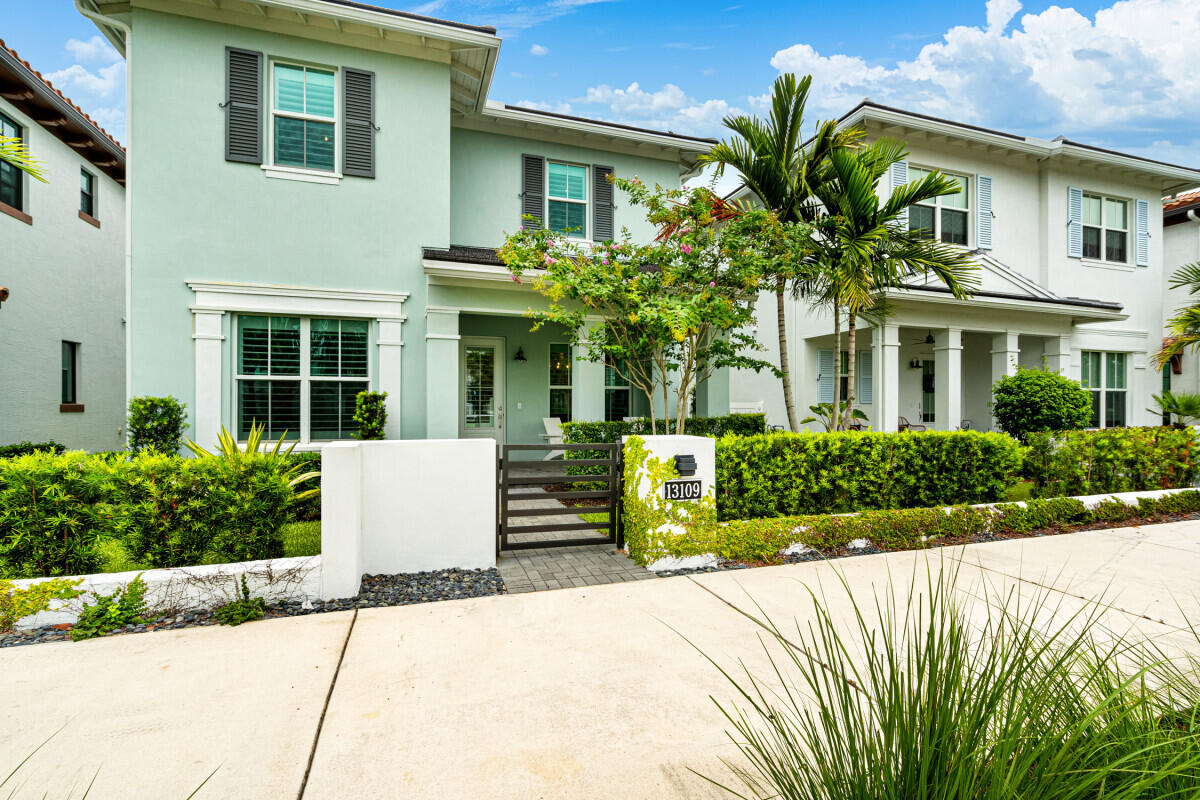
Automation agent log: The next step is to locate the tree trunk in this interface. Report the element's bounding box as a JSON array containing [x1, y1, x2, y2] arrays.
[[831, 303, 842, 431], [777, 278, 799, 432], [844, 312, 857, 428]]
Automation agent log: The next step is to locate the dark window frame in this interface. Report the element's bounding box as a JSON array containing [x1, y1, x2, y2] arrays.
[[0, 111, 24, 212], [61, 341, 78, 404], [80, 168, 96, 218]]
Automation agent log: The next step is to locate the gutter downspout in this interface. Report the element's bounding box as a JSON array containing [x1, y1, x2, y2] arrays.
[[74, 0, 133, 436]]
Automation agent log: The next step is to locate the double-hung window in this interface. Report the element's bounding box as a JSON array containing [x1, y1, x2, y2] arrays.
[[272, 63, 336, 172], [1081, 194, 1128, 263], [80, 169, 96, 217], [1081, 351, 1127, 428], [908, 167, 969, 245], [236, 315, 369, 441], [549, 343, 572, 422], [0, 111, 23, 210], [547, 161, 587, 238], [604, 359, 630, 421]]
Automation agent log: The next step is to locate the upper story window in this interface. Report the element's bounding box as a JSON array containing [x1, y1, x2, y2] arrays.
[[0, 111, 23, 211], [908, 167, 969, 246], [271, 63, 336, 172], [1082, 194, 1127, 263], [547, 161, 587, 238], [80, 169, 96, 217]]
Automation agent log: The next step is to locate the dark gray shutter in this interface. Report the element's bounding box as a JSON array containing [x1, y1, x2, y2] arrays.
[[593, 164, 614, 241], [521, 154, 544, 229], [343, 67, 375, 178], [225, 47, 263, 164]]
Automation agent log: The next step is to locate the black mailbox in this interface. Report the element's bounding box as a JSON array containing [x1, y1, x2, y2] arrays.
[[674, 454, 697, 476]]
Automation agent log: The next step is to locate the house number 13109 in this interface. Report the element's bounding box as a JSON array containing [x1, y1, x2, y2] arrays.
[[663, 479, 702, 501]]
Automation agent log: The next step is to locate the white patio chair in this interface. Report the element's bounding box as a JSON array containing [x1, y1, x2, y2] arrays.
[[541, 417, 565, 461]]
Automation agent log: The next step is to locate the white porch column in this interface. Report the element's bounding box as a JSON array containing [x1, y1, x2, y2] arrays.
[[877, 323, 901, 432], [191, 309, 225, 450], [377, 317, 404, 438], [934, 327, 962, 431], [572, 331, 606, 422], [991, 331, 1020, 428], [1044, 334, 1072, 377], [425, 308, 460, 438]]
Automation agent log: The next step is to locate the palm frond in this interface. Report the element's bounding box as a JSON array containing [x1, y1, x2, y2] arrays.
[[0, 136, 47, 183]]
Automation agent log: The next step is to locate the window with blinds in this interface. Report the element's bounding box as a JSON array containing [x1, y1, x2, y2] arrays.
[[236, 315, 369, 441]]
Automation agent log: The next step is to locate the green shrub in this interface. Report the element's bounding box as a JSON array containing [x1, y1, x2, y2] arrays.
[[1026, 426, 1199, 498], [286, 452, 322, 521], [0, 441, 65, 459], [71, 575, 148, 641], [127, 395, 188, 454], [353, 390, 388, 440], [714, 430, 1024, 521], [214, 575, 266, 626], [0, 578, 83, 632], [0, 451, 118, 578], [991, 366, 1092, 442]]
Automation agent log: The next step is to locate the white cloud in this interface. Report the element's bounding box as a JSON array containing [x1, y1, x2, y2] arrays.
[[572, 82, 738, 136], [530, 43, 549, 56], [45, 62, 125, 98], [64, 35, 121, 64], [515, 99, 574, 114]]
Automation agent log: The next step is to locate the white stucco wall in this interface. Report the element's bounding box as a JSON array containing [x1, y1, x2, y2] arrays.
[[321, 438, 497, 599], [0, 96, 126, 451]]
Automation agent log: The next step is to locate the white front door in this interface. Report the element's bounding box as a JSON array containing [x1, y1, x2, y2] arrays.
[[460, 336, 506, 442]]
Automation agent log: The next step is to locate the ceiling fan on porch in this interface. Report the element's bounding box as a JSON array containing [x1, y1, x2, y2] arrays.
[[909, 329, 936, 346]]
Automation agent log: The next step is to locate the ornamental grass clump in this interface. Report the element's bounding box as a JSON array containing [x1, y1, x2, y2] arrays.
[[699, 567, 1200, 799]]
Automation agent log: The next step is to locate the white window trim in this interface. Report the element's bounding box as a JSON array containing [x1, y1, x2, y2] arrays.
[[546, 160, 590, 242], [1081, 192, 1130, 266], [80, 168, 97, 218], [188, 281, 408, 450], [234, 316, 372, 444], [267, 58, 341, 181], [911, 166, 971, 246], [1081, 350, 1128, 429]]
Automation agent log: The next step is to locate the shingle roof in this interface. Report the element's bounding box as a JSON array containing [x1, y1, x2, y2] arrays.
[[0, 37, 124, 152]]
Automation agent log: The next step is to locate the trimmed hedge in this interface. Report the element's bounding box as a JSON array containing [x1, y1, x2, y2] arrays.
[[0, 450, 295, 578], [0, 441, 66, 459], [1026, 427, 1199, 498], [715, 431, 1024, 521], [628, 490, 1200, 566]]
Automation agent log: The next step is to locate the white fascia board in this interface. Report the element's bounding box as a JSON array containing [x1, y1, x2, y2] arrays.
[[479, 103, 713, 156], [259, 0, 500, 48], [423, 260, 545, 282], [883, 287, 1128, 322]]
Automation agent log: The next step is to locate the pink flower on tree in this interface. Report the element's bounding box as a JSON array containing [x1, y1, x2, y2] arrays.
[[544, 255, 556, 266], [681, 243, 693, 255], [708, 281, 715, 287]]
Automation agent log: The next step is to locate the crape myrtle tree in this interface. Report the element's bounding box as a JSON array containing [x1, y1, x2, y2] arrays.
[[498, 176, 810, 434]]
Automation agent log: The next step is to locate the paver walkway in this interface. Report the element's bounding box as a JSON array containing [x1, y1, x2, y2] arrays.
[[499, 459, 650, 592], [3, 521, 1199, 799]]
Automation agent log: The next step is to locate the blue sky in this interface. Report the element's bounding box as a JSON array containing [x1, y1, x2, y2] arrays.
[[7, 0, 1199, 175]]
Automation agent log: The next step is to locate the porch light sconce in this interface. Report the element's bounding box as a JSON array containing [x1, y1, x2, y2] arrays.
[[674, 454, 697, 476], [908, 357, 923, 369], [0, 286, 8, 309], [514, 347, 527, 362]]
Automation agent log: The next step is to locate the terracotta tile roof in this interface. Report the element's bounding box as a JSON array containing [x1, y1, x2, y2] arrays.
[[1164, 189, 1200, 213], [0, 37, 124, 152]]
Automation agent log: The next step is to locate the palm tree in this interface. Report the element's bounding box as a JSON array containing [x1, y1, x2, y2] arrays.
[[809, 138, 980, 428], [699, 73, 853, 432], [1159, 263, 1200, 370], [0, 135, 46, 182]]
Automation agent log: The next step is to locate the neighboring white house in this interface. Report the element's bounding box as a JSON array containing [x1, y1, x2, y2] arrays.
[[1162, 189, 1200, 401], [730, 101, 1200, 433], [0, 40, 127, 450]]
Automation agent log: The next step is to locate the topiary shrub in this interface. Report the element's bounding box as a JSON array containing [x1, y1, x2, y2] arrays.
[[991, 367, 1091, 442], [353, 390, 388, 440], [127, 395, 188, 454]]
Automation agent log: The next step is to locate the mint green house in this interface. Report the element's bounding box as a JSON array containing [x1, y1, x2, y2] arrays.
[[77, 0, 716, 448]]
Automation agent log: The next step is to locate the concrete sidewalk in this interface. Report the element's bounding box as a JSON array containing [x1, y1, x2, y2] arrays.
[[2, 521, 1199, 799]]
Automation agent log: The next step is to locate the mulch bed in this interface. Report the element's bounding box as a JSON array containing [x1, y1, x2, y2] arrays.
[[1, 568, 505, 650]]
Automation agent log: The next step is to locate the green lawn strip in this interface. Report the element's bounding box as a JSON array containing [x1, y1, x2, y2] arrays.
[[282, 521, 321, 557]]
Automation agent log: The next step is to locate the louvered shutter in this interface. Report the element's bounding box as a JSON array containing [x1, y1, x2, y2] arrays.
[[976, 175, 993, 250], [890, 160, 909, 226], [858, 351, 873, 405], [521, 154, 545, 229], [1067, 186, 1083, 258], [225, 47, 263, 164], [1135, 199, 1150, 266], [343, 67, 375, 178], [817, 349, 835, 404], [593, 164, 615, 241]]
